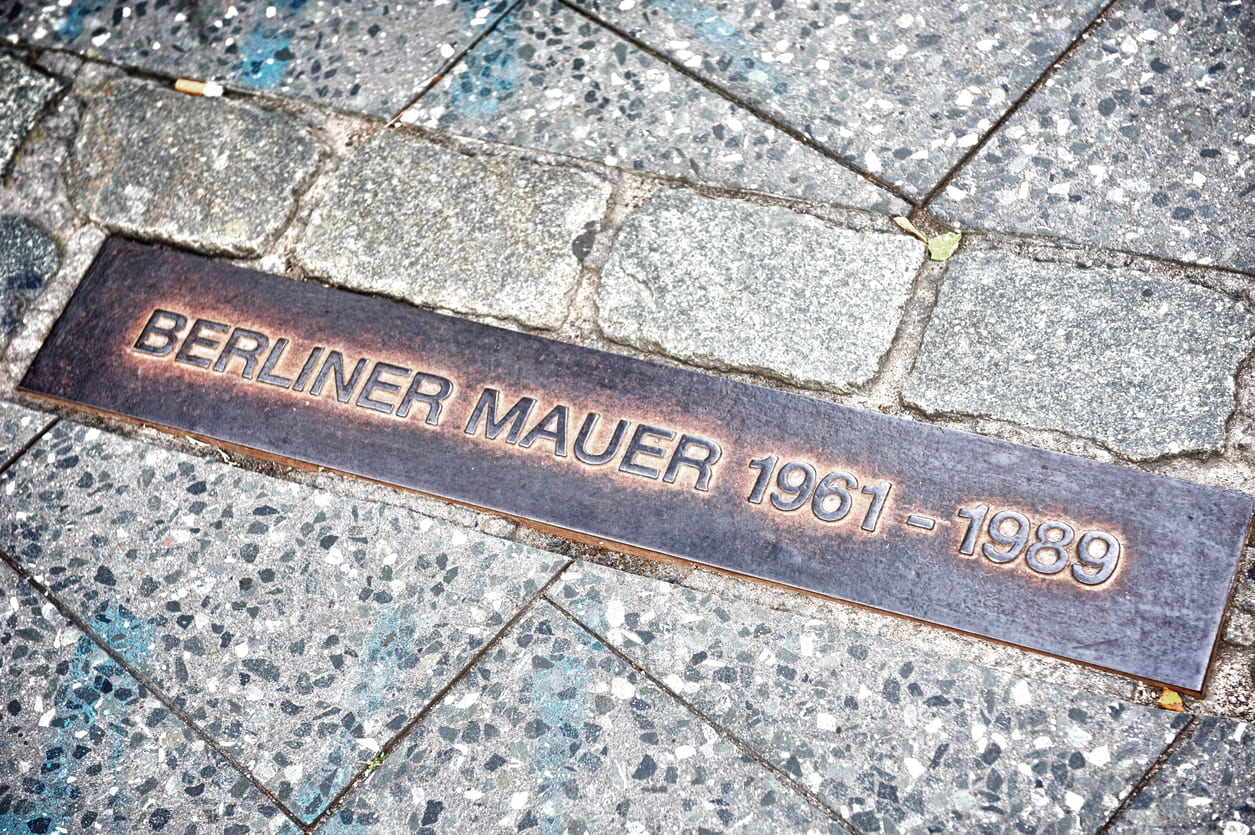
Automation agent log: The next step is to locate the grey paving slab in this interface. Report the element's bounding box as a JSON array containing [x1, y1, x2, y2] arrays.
[[938, 0, 1255, 273], [597, 188, 924, 390], [320, 601, 849, 834], [7, 0, 513, 117], [296, 130, 611, 330], [67, 78, 320, 257], [404, 0, 904, 212], [570, 0, 1105, 196], [903, 252, 1255, 459], [0, 216, 59, 342], [0, 54, 62, 175], [552, 562, 1183, 835], [0, 572, 298, 834], [0, 401, 53, 470], [1109, 717, 1255, 834], [0, 422, 568, 821]]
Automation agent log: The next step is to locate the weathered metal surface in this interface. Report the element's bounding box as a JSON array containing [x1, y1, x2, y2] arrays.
[[21, 239, 1255, 694]]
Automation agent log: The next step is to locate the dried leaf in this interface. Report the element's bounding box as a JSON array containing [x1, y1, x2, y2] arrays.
[[1157, 688, 1185, 712], [892, 216, 928, 243], [927, 231, 962, 261]]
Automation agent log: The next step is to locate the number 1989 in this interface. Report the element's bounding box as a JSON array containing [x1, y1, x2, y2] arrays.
[[957, 505, 1121, 586]]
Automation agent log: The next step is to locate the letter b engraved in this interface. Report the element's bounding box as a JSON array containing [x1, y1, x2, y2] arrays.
[[133, 309, 187, 357]]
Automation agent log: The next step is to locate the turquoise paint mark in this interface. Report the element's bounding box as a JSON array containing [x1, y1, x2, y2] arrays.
[[648, 0, 789, 92], [445, 21, 519, 120], [57, 0, 106, 41], [526, 642, 590, 821], [234, 0, 307, 89], [0, 625, 143, 832]]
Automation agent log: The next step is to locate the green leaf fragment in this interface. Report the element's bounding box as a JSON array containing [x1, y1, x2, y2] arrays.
[[927, 231, 962, 261]]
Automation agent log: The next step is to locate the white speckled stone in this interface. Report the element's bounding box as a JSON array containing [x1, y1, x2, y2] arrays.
[[597, 188, 924, 391], [903, 252, 1255, 459]]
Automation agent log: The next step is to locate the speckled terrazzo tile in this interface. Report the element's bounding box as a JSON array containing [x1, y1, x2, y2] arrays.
[[1109, 717, 1255, 834], [320, 602, 849, 834], [938, 1, 1255, 273], [8, 0, 514, 117], [0, 573, 299, 834], [551, 563, 1183, 834], [570, 0, 1105, 195], [0, 401, 52, 470], [404, 0, 903, 212], [0, 422, 568, 821]]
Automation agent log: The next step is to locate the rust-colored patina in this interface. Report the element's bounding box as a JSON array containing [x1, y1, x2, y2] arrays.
[[22, 238, 1255, 694]]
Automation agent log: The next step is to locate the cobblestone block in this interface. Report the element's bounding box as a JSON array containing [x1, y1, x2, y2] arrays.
[[903, 252, 1255, 459], [597, 188, 923, 390], [297, 130, 610, 330], [68, 78, 319, 256], [0, 55, 61, 174]]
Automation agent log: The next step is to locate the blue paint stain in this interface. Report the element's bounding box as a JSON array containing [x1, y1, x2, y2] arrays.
[[56, 0, 106, 41], [647, 0, 789, 92], [0, 615, 147, 832], [234, 0, 308, 89], [445, 18, 519, 120]]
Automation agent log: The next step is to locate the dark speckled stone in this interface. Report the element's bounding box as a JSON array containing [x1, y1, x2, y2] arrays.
[[571, 0, 1105, 196], [0, 573, 299, 833], [0, 217, 59, 341], [0, 422, 567, 820]]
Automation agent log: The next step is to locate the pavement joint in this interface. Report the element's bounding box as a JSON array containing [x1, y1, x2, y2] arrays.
[[544, 593, 859, 834], [305, 559, 576, 831], [1092, 715, 1199, 834], [0, 546, 309, 831]]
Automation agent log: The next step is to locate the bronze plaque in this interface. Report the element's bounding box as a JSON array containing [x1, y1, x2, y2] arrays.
[[21, 239, 1255, 694]]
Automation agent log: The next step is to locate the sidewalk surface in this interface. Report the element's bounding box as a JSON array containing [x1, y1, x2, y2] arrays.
[[0, 1, 1253, 832]]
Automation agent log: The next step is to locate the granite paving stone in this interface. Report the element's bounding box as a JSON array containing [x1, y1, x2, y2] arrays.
[[571, 0, 1105, 196], [0, 401, 53, 471], [903, 252, 1255, 459], [320, 602, 849, 834], [551, 562, 1183, 834], [0, 216, 59, 343], [6, 0, 514, 117], [0, 422, 568, 820], [1109, 716, 1255, 834], [597, 188, 924, 390], [403, 0, 904, 212], [937, 0, 1255, 273], [296, 130, 611, 330], [0, 55, 62, 175], [1, 573, 298, 834], [67, 78, 320, 257]]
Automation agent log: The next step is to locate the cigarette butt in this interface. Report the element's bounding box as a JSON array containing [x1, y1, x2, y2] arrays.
[[174, 78, 224, 97]]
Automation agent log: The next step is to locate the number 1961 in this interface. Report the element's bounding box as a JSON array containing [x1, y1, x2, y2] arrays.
[[957, 505, 1121, 586]]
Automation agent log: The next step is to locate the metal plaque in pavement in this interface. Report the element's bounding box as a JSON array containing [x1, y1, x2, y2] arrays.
[[21, 239, 1255, 694]]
